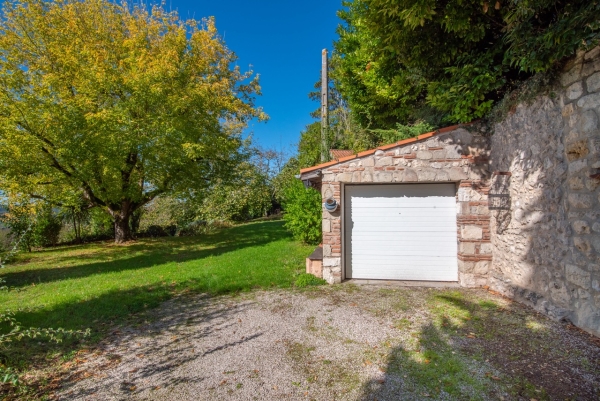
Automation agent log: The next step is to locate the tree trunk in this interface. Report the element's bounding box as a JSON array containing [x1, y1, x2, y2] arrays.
[[72, 213, 81, 243], [114, 213, 133, 243]]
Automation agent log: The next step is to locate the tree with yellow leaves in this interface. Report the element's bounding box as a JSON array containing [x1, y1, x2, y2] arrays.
[[0, 0, 266, 242]]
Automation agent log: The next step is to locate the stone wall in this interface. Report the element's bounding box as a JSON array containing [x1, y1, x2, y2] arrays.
[[318, 127, 491, 285], [489, 46, 600, 336]]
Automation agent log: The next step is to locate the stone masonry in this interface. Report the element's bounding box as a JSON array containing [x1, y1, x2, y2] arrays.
[[300, 46, 600, 337], [489, 46, 600, 336], [306, 126, 492, 286]]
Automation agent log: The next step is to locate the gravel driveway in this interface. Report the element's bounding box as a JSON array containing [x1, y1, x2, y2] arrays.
[[58, 285, 600, 400]]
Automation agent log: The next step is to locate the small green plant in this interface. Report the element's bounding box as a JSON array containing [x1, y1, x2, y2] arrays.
[[0, 366, 19, 386], [295, 273, 327, 288]]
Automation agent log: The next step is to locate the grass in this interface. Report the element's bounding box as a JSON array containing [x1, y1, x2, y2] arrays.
[[0, 220, 312, 373]]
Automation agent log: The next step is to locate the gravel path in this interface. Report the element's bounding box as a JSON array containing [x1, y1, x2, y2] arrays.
[[57, 286, 600, 401]]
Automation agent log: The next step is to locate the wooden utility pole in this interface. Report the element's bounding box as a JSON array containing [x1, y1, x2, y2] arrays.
[[321, 49, 328, 162]]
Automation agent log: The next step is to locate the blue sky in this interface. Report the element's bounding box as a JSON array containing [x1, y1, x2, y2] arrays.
[[172, 0, 343, 154]]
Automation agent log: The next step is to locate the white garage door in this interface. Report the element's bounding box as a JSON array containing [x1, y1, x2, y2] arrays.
[[344, 184, 458, 281]]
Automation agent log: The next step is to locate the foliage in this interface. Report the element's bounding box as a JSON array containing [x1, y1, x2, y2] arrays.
[[271, 157, 300, 205], [294, 273, 327, 287], [1, 203, 62, 251], [297, 122, 324, 169], [334, 0, 600, 126], [139, 196, 194, 233], [282, 180, 322, 244], [0, 0, 266, 242], [199, 162, 272, 222]]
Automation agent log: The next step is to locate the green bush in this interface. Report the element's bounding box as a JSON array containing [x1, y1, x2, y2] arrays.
[[2, 205, 62, 250], [282, 180, 322, 244], [295, 273, 327, 288], [31, 208, 62, 247]]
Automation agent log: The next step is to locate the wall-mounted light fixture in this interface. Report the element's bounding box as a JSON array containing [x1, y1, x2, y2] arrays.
[[324, 197, 338, 212]]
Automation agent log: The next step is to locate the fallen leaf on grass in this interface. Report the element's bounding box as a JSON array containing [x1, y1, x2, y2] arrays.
[[376, 379, 385, 384]]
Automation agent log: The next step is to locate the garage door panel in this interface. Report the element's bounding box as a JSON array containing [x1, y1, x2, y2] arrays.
[[345, 184, 458, 281]]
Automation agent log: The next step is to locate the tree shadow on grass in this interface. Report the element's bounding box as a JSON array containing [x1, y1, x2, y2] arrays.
[[1, 221, 291, 288], [358, 291, 600, 401]]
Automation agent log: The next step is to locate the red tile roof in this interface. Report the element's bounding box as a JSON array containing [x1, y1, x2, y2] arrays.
[[299, 123, 472, 175], [329, 149, 354, 159]]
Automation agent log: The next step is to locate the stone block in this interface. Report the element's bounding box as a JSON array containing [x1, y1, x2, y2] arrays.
[[323, 244, 332, 257], [336, 172, 352, 182], [459, 273, 487, 287], [579, 110, 599, 134], [577, 93, 600, 111], [592, 236, 600, 253], [352, 171, 361, 183], [436, 170, 450, 181], [374, 172, 392, 182], [566, 82, 583, 100], [568, 176, 585, 190], [362, 172, 373, 182], [566, 140, 589, 161], [459, 242, 476, 254], [585, 46, 600, 61], [461, 225, 483, 240], [481, 243, 493, 254], [416, 150, 433, 160], [578, 288, 590, 300], [362, 157, 375, 167], [449, 167, 468, 180], [568, 193, 593, 209], [322, 173, 334, 182], [402, 169, 418, 182], [375, 156, 392, 166], [568, 159, 588, 174], [587, 177, 600, 191], [473, 261, 491, 274], [561, 64, 583, 86], [416, 168, 437, 181], [566, 264, 591, 288], [587, 72, 600, 93], [323, 257, 340, 267], [550, 282, 570, 306], [574, 237, 592, 254], [322, 219, 331, 233], [562, 103, 575, 117], [582, 59, 600, 77], [572, 220, 591, 234], [445, 146, 462, 159], [432, 149, 446, 159]]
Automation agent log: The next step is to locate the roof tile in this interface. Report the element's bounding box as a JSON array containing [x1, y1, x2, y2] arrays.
[[338, 154, 357, 162], [329, 149, 354, 159]]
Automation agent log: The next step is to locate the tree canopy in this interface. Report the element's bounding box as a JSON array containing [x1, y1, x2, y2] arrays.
[[0, 0, 265, 242], [334, 0, 600, 128]]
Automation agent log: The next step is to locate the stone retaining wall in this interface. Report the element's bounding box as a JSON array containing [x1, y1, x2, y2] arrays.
[[489, 47, 600, 336]]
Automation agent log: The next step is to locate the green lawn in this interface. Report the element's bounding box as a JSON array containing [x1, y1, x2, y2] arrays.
[[0, 220, 312, 369]]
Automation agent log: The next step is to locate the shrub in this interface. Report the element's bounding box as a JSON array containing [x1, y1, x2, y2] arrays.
[[31, 208, 62, 247], [1, 204, 62, 250], [282, 180, 322, 244], [295, 273, 327, 288]]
